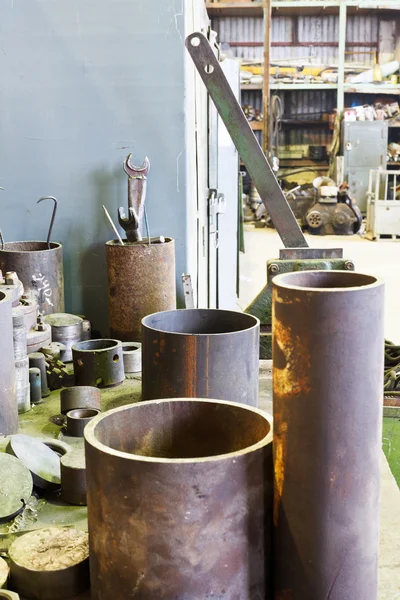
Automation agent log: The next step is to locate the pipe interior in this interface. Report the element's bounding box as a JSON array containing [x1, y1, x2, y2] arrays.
[[69, 408, 99, 419], [143, 309, 258, 335], [276, 271, 377, 289], [0, 291, 6, 303], [94, 400, 270, 459], [123, 344, 140, 352], [74, 339, 119, 351], [2, 241, 61, 252]]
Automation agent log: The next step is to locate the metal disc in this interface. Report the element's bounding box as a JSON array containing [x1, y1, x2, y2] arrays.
[[0, 454, 33, 523], [6, 434, 61, 491]]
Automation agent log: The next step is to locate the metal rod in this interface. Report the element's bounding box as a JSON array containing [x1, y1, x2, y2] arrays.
[[263, 0, 272, 153], [272, 270, 384, 599], [185, 32, 307, 249], [144, 205, 151, 247], [102, 206, 124, 246], [37, 196, 58, 249], [337, 0, 347, 113]]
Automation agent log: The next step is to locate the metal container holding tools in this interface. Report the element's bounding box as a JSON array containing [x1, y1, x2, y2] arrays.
[[85, 398, 273, 600], [106, 238, 176, 341], [142, 308, 260, 406], [272, 270, 384, 600], [0, 291, 18, 435], [0, 242, 64, 315]]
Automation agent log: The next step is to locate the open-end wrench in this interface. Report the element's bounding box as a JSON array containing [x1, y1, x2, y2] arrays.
[[118, 153, 150, 242]]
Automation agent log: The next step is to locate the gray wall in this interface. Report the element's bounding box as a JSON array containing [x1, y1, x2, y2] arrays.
[[0, 0, 194, 334]]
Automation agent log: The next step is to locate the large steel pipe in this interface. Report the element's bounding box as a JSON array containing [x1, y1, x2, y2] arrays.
[[85, 398, 273, 599], [0, 242, 64, 315], [106, 238, 176, 341], [142, 309, 260, 406], [0, 291, 18, 434], [272, 270, 384, 600]]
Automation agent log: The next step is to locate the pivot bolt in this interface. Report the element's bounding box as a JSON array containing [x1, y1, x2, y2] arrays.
[[269, 263, 279, 274], [344, 261, 354, 271]]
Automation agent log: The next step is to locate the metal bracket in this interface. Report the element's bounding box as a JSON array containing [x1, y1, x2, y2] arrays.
[[182, 274, 195, 309], [208, 189, 226, 249]]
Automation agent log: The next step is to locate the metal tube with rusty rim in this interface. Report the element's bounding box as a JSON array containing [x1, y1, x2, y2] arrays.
[[106, 238, 176, 341], [0, 242, 64, 315], [0, 290, 18, 435], [272, 270, 384, 599], [142, 309, 260, 406], [85, 398, 273, 599], [60, 386, 101, 415], [66, 408, 101, 437]]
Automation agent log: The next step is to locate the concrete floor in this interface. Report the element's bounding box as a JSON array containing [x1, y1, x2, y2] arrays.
[[241, 226, 400, 599], [238, 226, 400, 343]]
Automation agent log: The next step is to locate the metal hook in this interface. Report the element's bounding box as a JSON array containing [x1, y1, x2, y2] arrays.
[[37, 196, 58, 249]]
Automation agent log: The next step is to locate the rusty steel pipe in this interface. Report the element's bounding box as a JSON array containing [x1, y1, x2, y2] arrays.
[[0, 242, 64, 315], [106, 238, 176, 341], [142, 309, 260, 406], [272, 270, 384, 600], [85, 398, 273, 599], [0, 291, 18, 435]]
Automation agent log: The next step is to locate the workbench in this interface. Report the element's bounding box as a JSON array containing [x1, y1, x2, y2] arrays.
[[1, 363, 399, 599]]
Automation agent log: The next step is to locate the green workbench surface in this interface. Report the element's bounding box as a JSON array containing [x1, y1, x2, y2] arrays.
[[0, 375, 142, 600], [383, 415, 400, 488]]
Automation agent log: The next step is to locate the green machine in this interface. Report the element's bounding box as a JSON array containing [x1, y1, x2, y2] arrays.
[[245, 248, 354, 358], [186, 32, 354, 358]]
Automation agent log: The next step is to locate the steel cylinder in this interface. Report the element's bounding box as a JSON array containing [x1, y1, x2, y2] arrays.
[[85, 398, 273, 599], [0, 291, 18, 435], [28, 352, 50, 398], [0, 242, 64, 315], [272, 270, 384, 600], [44, 313, 83, 362], [29, 368, 42, 405], [13, 311, 30, 414], [142, 309, 260, 406], [122, 341, 142, 373], [106, 238, 176, 341], [72, 339, 124, 387], [60, 386, 101, 415], [66, 408, 100, 437]]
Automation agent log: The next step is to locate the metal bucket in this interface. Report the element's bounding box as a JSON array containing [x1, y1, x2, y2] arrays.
[[0, 291, 18, 434], [106, 238, 176, 341], [142, 309, 260, 406], [272, 270, 384, 599], [85, 398, 273, 599], [0, 242, 64, 315]]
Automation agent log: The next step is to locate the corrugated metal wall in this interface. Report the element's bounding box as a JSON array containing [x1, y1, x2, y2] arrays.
[[213, 12, 397, 150], [214, 14, 387, 63]]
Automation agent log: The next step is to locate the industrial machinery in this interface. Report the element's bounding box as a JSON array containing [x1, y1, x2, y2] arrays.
[[186, 32, 354, 357], [305, 178, 362, 235]]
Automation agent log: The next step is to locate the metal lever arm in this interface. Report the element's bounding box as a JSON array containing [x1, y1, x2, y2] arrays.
[[185, 32, 308, 249]]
